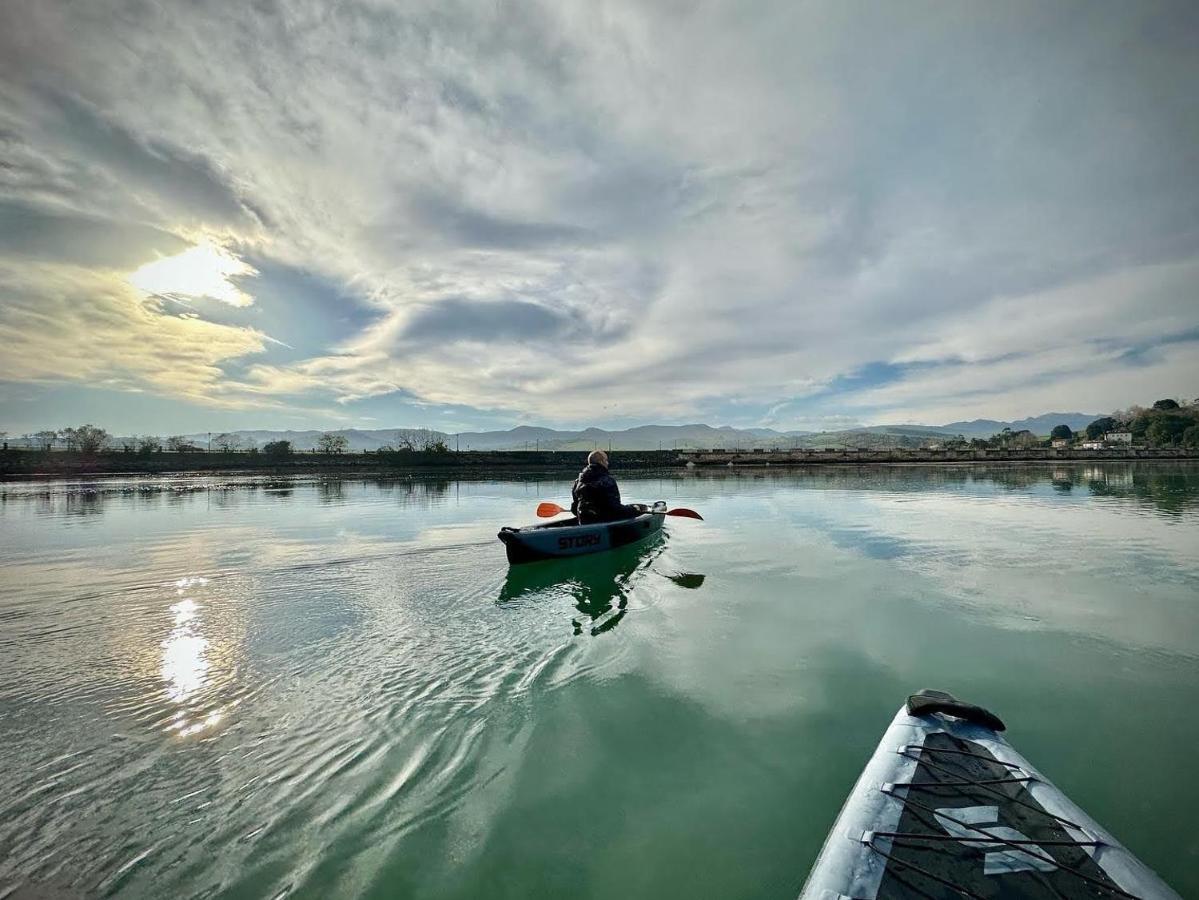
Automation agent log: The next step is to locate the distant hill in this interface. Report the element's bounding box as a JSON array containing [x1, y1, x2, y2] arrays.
[[172, 423, 809, 452], [934, 413, 1100, 438], [54, 412, 1098, 453]]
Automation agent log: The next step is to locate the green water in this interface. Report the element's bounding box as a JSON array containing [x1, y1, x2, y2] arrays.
[[1, 464, 1196, 898]]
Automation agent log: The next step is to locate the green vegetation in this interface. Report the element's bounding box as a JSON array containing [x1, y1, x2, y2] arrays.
[[1079, 398, 1199, 447], [930, 399, 1197, 450], [962, 427, 1039, 450], [263, 440, 293, 459], [1086, 417, 1118, 440]]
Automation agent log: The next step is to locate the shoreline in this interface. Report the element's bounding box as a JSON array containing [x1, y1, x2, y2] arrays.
[[2, 447, 1196, 481]]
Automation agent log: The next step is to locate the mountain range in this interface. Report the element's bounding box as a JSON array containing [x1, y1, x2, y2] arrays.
[[167, 413, 1100, 452]]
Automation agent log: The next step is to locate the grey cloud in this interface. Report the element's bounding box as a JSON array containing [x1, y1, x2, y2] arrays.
[[400, 297, 599, 344], [0, 81, 260, 230], [0, 199, 189, 268], [406, 190, 593, 251], [49, 91, 261, 228]]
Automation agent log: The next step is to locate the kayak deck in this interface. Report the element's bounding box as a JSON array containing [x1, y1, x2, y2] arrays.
[[800, 690, 1179, 899]]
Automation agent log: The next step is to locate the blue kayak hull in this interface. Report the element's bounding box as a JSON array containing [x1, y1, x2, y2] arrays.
[[498, 511, 664, 565]]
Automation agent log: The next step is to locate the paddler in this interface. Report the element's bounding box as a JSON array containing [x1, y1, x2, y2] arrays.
[[571, 450, 642, 524]]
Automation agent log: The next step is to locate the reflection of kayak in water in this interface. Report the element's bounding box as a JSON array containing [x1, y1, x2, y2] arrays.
[[497, 538, 704, 636], [498, 502, 667, 565], [497, 539, 661, 634], [800, 690, 1180, 899]]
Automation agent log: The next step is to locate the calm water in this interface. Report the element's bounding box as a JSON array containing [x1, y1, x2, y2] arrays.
[[1, 464, 1197, 899]]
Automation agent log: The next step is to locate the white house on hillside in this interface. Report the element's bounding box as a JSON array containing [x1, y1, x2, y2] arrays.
[[1104, 431, 1132, 444]]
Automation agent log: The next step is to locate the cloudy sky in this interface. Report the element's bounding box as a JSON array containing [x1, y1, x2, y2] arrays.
[[1, 0, 1196, 435]]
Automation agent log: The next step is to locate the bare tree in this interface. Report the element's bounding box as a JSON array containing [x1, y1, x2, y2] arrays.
[[61, 424, 109, 453], [212, 433, 244, 452], [138, 435, 163, 453], [316, 432, 349, 454], [165, 435, 195, 452], [391, 428, 447, 451]]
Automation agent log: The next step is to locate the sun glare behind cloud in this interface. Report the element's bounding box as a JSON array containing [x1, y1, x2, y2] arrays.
[[129, 241, 257, 307]]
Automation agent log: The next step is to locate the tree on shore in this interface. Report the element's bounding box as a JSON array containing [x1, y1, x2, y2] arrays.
[[1146, 414, 1191, 447], [166, 435, 201, 452], [138, 436, 162, 454], [391, 429, 448, 451], [60, 425, 109, 453], [212, 433, 244, 452], [263, 440, 293, 458], [1050, 424, 1074, 440], [317, 432, 349, 454], [34, 430, 58, 451], [1085, 417, 1118, 440]]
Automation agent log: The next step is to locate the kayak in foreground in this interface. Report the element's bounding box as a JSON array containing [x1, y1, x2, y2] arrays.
[[800, 690, 1179, 899], [498, 502, 667, 565]]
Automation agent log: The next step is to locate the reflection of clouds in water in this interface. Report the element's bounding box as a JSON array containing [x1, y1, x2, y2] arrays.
[[792, 490, 1199, 656], [855, 492, 1198, 573]]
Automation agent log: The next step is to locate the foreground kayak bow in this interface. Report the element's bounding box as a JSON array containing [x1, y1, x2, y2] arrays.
[[800, 690, 1179, 899]]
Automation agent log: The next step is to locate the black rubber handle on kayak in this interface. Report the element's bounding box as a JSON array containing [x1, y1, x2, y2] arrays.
[[906, 690, 1006, 732]]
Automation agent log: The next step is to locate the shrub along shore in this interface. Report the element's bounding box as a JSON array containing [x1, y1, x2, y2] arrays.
[[2, 445, 1196, 478]]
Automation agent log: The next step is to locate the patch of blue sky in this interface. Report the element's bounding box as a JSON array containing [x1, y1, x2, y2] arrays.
[[199, 257, 384, 361]]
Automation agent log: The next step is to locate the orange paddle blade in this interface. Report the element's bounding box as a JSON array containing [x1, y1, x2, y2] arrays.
[[666, 508, 703, 520], [536, 501, 568, 517]]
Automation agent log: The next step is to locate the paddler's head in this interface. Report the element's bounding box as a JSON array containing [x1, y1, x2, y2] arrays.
[[588, 449, 609, 468]]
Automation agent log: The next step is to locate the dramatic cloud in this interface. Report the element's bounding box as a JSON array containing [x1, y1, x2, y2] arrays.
[[0, 0, 1196, 431], [0, 262, 268, 404]]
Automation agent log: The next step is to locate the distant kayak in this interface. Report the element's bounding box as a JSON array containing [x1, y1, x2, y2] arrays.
[[498, 502, 667, 565], [800, 690, 1179, 899]]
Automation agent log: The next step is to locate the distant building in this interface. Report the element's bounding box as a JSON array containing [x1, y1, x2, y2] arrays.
[[1104, 431, 1132, 444], [1080, 440, 1105, 450], [1051, 438, 1070, 449]]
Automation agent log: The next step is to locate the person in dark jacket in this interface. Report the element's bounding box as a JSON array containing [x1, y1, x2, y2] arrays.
[[571, 450, 642, 524]]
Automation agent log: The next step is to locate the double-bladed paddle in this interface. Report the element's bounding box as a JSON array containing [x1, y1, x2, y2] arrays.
[[535, 501, 703, 520]]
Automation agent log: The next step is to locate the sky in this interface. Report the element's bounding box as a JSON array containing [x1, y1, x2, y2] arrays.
[[0, 0, 1196, 436]]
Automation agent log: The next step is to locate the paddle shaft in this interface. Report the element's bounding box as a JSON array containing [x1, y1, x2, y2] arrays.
[[535, 501, 702, 520]]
